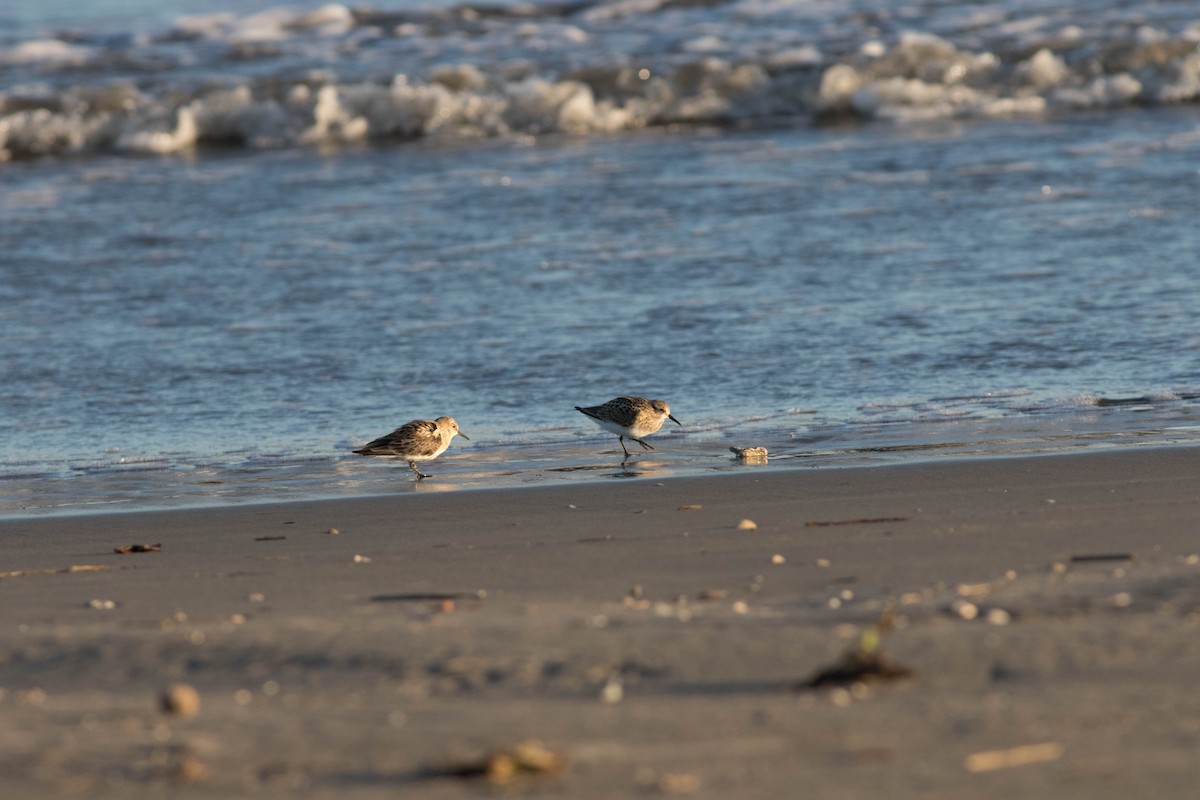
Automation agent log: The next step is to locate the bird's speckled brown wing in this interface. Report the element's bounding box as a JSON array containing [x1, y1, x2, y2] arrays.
[[576, 396, 648, 428], [354, 419, 440, 456]]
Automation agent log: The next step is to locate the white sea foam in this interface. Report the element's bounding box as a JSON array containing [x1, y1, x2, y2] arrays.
[[5, 0, 1200, 161], [0, 39, 95, 65]]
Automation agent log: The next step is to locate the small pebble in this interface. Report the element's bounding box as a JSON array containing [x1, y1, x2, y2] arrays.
[[87, 599, 116, 610], [986, 608, 1011, 625], [815, 558, 831, 568], [160, 684, 201, 718], [771, 553, 785, 564], [951, 599, 979, 620], [658, 772, 702, 793], [353, 554, 371, 563], [600, 678, 623, 704], [737, 519, 758, 531], [169, 755, 210, 783], [327, 527, 340, 535]]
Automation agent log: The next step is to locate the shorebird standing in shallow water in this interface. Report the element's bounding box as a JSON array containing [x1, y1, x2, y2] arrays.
[[354, 416, 468, 480], [575, 396, 681, 458]]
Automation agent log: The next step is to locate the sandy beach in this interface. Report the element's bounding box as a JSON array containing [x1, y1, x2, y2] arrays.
[[2, 447, 1200, 798]]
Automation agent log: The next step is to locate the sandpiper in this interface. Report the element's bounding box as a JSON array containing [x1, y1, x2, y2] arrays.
[[354, 416, 468, 479], [575, 396, 681, 457]]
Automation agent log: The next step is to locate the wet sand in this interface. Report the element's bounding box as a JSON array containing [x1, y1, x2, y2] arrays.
[[2, 447, 1200, 798]]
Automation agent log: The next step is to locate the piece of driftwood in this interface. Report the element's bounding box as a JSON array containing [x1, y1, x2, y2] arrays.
[[0, 564, 117, 579], [114, 543, 161, 554], [805, 517, 908, 528]]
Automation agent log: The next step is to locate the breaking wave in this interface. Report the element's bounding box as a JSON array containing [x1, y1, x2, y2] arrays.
[[4, 1, 1200, 161]]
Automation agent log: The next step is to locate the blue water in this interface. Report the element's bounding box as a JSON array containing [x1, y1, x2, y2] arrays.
[[3, 1, 1200, 514]]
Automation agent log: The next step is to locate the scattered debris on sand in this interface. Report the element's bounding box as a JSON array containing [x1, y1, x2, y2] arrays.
[[798, 613, 912, 690]]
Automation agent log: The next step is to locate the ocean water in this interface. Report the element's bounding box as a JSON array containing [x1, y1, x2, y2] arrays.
[[3, 0, 1200, 515]]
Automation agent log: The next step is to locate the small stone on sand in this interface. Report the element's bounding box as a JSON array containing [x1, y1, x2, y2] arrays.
[[951, 599, 978, 620], [737, 519, 757, 531], [986, 608, 1011, 625], [160, 683, 201, 717], [659, 772, 702, 793], [169, 755, 210, 783]]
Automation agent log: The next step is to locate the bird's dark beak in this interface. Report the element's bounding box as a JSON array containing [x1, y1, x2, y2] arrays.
[[669, 415, 681, 426], [459, 432, 470, 440]]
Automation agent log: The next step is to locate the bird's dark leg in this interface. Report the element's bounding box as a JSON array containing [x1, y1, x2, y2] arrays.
[[634, 438, 655, 451], [408, 461, 431, 480], [618, 436, 631, 457]]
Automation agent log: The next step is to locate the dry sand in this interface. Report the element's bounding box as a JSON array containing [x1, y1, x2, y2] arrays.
[[2, 447, 1200, 798]]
